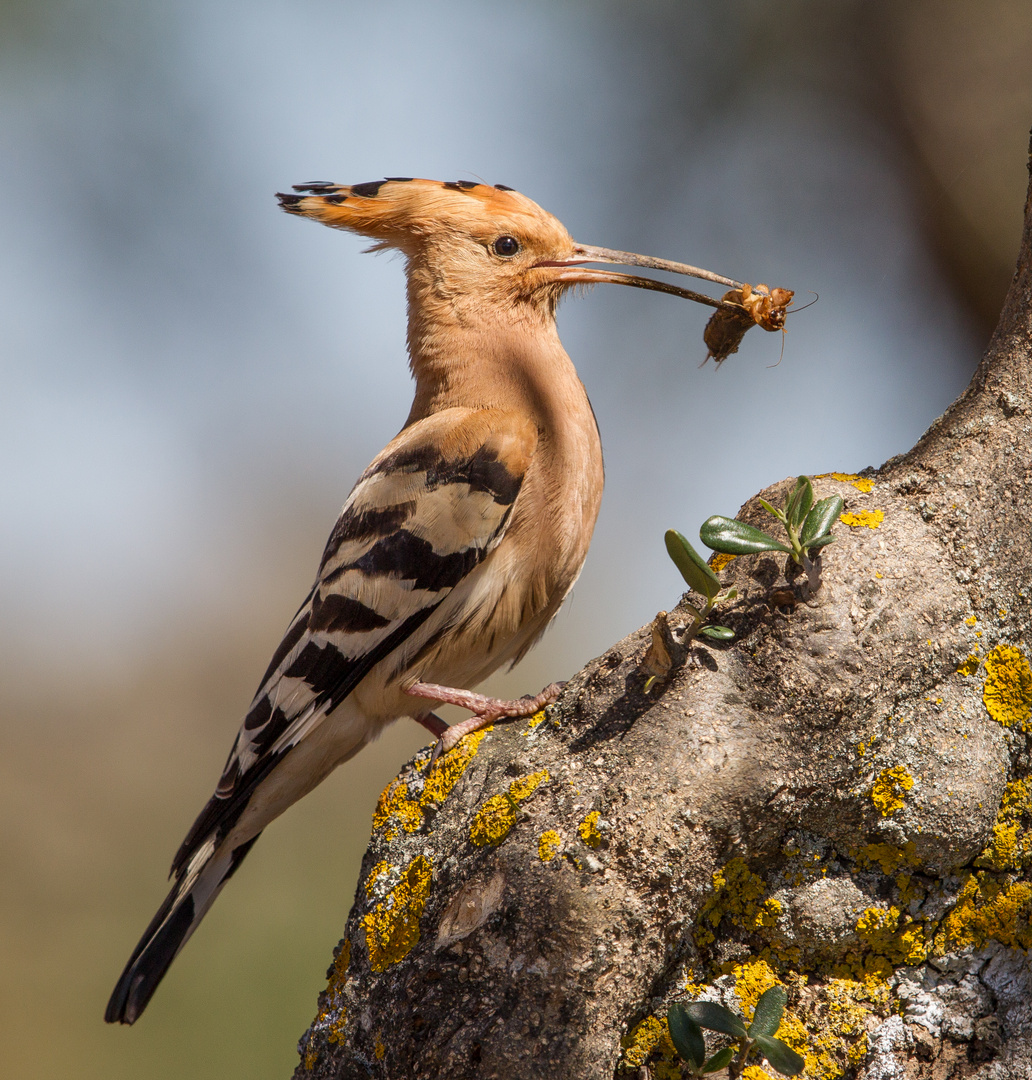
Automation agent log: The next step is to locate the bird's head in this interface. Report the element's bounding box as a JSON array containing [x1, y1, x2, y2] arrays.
[[277, 178, 737, 323]]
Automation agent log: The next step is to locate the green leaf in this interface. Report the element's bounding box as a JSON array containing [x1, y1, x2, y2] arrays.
[[699, 625, 734, 641], [785, 476, 814, 532], [700, 516, 792, 556], [687, 1001, 748, 1039], [757, 498, 784, 522], [805, 533, 836, 552], [748, 985, 786, 1038], [665, 529, 722, 599], [702, 1047, 735, 1073], [753, 1035, 806, 1077], [799, 495, 844, 547], [668, 1003, 706, 1068]]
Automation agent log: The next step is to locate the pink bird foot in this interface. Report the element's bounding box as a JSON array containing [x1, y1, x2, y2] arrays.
[[406, 680, 565, 763]]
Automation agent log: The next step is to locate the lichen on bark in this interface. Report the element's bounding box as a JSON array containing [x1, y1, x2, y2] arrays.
[[294, 134, 1032, 1080]]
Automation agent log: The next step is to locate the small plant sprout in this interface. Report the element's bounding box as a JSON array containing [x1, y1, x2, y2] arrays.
[[667, 986, 805, 1080], [667, 1003, 735, 1076], [642, 532, 738, 691], [700, 476, 843, 592], [664, 530, 738, 643]]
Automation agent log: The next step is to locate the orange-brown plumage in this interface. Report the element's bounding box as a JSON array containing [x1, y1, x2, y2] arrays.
[[280, 177, 567, 253]]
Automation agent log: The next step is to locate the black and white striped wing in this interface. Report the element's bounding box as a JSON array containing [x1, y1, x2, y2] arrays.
[[171, 409, 537, 875]]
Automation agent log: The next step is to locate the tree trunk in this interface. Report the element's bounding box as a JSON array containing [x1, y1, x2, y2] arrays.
[[293, 136, 1032, 1080]]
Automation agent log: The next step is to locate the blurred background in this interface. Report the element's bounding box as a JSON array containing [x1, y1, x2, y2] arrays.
[[1, 0, 1029, 1076]]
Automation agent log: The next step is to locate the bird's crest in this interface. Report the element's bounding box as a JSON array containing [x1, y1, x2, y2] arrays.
[[276, 177, 568, 252]]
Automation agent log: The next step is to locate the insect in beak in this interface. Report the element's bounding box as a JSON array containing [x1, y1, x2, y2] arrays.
[[533, 244, 795, 363]]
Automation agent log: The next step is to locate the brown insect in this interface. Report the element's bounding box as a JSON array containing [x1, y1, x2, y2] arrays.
[[704, 282, 795, 364]]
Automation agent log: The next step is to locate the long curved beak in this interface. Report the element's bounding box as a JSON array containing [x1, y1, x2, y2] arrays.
[[570, 244, 742, 289], [535, 244, 796, 364], [534, 243, 745, 310]]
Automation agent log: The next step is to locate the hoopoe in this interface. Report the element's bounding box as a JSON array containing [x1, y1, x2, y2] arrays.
[[106, 177, 735, 1024]]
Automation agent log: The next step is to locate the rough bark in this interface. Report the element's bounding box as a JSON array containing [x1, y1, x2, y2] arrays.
[[293, 137, 1032, 1080]]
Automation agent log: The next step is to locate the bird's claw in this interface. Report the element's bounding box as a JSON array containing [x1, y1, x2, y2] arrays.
[[415, 680, 567, 768]]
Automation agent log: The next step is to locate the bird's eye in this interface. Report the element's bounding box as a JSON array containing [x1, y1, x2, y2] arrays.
[[492, 235, 520, 258]]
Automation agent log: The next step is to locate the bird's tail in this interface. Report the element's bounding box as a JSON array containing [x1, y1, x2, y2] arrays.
[[104, 832, 260, 1024]]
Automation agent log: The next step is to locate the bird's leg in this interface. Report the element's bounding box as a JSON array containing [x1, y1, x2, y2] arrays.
[[412, 711, 449, 738], [406, 681, 565, 761]]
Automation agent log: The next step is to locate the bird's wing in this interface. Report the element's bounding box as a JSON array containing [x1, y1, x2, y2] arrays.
[[171, 407, 537, 876]]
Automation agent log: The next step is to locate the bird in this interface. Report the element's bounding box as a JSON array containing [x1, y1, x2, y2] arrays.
[[105, 176, 734, 1025]]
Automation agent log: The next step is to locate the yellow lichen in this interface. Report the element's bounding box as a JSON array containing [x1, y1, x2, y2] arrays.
[[818, 472, 874, 493], [578, 810, 603, 849], [362, 855, 433, 972], [328, 1006, 349, 1041], [509, 769, 550, 802], [976, 779, 1032, 872], [696, 859, 782, 946], [783, 1012, 827, 1080], [855, 841, 918, 875], [620, 1015, 680, 1079], [794, 976, 891, 1080], [372, 782, 424, 834], [847, 1039, 868, 1067], [731, 957, 780, 1014], [303, 1047, 319, 1070], [893, 872, 926, 910], [710, 552, 736, 572], [332, 938, 350, 982], [318, 938, 351, 1045], [743, 1068, 774, 1080], [373, 1033, 386, 1060], [469, 794, 518, 847], [522, 710, 546, 735], [983, 644, 1032, 731], [365, 860, 391, 897], [853, 905, 930, 974], [965, 615, 978, 627], [538, 829, 562, 862], [469, 771, 550, 847], [834, 977, 888, 1039], [935, 871, 1032, 951], [420, 727, 492, 805], [957, 653, 981, 677], [869, 766, 913, 817], [326, 1009, 348, 1046], [840, 509, 884, 529]]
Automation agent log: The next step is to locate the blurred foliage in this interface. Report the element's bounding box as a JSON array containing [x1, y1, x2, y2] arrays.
[[880, 0, 1032, 331]]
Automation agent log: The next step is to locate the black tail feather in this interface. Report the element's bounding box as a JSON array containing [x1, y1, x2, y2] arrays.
[[105, 833, 261, 1025], [105, 891, 196, 1024]]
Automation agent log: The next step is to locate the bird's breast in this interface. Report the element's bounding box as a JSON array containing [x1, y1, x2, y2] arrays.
[[357, 327, 605, 716], [413, 375, 603, 693]]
